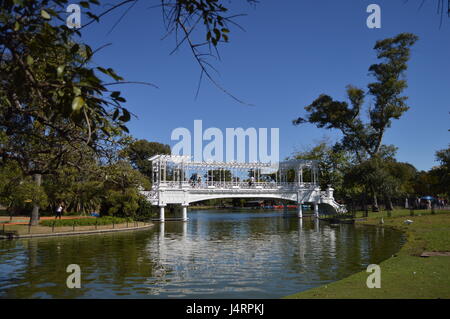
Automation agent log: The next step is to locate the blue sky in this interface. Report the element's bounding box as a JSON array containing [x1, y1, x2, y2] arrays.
[[80, 0, 450, 171]]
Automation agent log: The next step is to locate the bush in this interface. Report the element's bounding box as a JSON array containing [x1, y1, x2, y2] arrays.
[[39, 216, 131, 227], [101, 188, 140, 218], [135, 196, 158, 220]]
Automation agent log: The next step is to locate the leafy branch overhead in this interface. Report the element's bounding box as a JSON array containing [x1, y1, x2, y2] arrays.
[[157, 0, 257, 103], [78, 0, 257, 103], [0, 0, 252, 225], [1, 0, 136, 153]]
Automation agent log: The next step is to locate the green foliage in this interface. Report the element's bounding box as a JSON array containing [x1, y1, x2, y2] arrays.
[[0, 0, 132, 174], [100, 160, 151, 218], [135, 196, 158, 219], [13, 178, 49, 211], [102, 160, 151, 191], [43, 161, 104, 215], [436, 146, 450, 168], [121, 139, 171, 178], [344, 156, 417, 201], [1, 149, 153, 219], [39, 216, 131, 227], [0, 160, 48, 212], [102, 188, 140, 217], [415, 145, 450, 197], [293, 141, 351, 196]]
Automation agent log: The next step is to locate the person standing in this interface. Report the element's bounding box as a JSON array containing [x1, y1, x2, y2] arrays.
[[249, 176, 255, 187], [55, 204, 63, 220]]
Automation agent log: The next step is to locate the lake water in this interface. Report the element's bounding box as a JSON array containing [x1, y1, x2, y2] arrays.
[[0, 209, 404, 298]]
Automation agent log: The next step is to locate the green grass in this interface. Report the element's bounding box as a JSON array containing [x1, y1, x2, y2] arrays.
[[353, 208, 444, 219], [39, 216, 132, 227], [285, 209, 450, 299]]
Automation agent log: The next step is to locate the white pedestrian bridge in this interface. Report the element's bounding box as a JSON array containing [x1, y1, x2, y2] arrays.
[[141, 155, 346, 222]]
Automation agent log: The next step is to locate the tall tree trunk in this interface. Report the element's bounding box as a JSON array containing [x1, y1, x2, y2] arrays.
[[387, 197, 394, 211], [30, 173, 41, 226], [363, 190, 369, 217], [8, 203, 13, 221], [371, 188, 379, 212]]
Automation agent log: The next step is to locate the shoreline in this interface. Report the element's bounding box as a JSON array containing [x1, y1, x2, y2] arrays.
[[284, 210, 450, 299], [0, 222, 153, 240]]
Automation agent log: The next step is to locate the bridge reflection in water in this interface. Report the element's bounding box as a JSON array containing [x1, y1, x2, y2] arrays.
[[140, 210, 398, 298], [141, 155, 346, 221], [0, 209, 403, 298]]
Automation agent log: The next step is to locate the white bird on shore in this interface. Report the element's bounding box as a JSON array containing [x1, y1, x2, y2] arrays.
[[404, 219, 414, 225], [380, 217, 384, 224]]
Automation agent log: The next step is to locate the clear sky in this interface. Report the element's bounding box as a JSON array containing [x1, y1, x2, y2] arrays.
[[80, 0, 450, 171]]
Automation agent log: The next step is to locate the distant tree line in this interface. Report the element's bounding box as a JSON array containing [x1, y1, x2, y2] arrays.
[[292, 141, 449, 211], [0, 138, 170, 220]]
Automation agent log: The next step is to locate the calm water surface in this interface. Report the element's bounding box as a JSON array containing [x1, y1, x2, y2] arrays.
[[0, 210, 404, 298]]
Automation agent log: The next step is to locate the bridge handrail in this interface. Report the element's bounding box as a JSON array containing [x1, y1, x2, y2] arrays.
[[141, 190, 158, 199], [155, 181, 317, 190]]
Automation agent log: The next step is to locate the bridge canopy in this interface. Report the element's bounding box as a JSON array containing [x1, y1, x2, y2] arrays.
[[149, 155, 319, 188]]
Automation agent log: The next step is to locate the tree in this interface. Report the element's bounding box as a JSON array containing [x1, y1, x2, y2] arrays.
[[293, 33, 418, 211], [43, 160, 104, 215], [416, 145, 450, 198], [435, 146, 450, 169], [292, 141, 352, 198], [0, 0, 136, 224], [344, 157, 385, 211], [122, 139, 171, 178], [0, 160, 48, 217], [344, 157, 418, 211], [379, 161, 417, 210], [101, 160, 151, 218]]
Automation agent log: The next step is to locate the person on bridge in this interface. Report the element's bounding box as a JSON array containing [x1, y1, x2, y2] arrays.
[[249, 176, 255, 187], [190, 174, 196, 187]]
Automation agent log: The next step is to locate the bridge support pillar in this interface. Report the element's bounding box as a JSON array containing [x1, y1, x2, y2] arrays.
[[159, 205, 166, 222], [314, 202, 319, 219], [297, 202, 303, 218], [182, 205, 188, 222]]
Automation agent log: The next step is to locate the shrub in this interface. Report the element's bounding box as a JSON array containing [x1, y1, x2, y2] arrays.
[[39, 216, 131, 227], [135, 196, 158, 220]]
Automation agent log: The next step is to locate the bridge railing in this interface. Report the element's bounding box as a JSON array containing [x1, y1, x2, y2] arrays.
[[155, 181, 317, 190], [320, 191, 329, 198], [141, 190, 158, 200]]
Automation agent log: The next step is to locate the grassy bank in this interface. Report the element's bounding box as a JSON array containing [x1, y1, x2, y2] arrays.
[[285, 209, 450, 299], [1, 216, 150, 238]]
